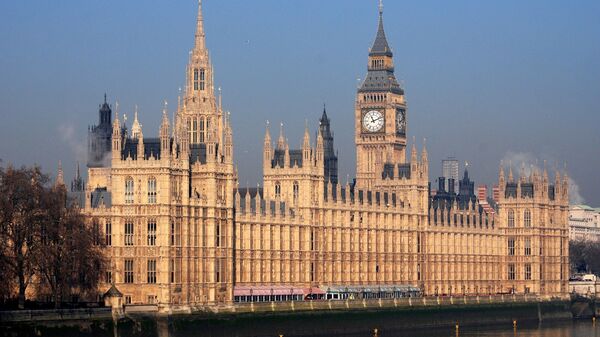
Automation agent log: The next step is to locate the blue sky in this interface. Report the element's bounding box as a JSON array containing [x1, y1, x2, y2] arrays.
[[0, 0, 599, 205]]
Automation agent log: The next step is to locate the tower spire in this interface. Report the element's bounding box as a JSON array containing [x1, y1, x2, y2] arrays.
[[195, 0, 206, 52], [371, 0, 392, 57]]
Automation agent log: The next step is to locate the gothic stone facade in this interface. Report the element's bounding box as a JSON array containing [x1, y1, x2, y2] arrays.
[[84, 2, 569, 309]]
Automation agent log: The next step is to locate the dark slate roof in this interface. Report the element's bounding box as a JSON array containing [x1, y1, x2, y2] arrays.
[[91, 188, 111, 208], [272, 149, 303, 168], [121, 138, 162, 160], [371, 15, 393, 57], [359, 70, 403, 94]]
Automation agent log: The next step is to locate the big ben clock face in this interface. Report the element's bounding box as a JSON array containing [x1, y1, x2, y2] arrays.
[[362, 110, 384, 133], [396, 109, 406, 135]]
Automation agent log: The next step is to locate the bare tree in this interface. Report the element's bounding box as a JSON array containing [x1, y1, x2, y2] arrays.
[[35, 185, 105, 308], [0, 165, 47, 309], [0, 164, 104, 309]]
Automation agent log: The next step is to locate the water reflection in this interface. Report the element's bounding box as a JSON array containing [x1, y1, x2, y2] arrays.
[[108, 319, 598, 337], [5, 317, 598, 337]]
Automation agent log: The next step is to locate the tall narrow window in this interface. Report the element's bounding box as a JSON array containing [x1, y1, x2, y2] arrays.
[[125, 177, 134, 204], [193, 69, 199, 91], [524, 238, 531, 256], [293, 181, 299, 204], [216, 223, 221, 248], [199, 118, 205, 143], [275, 182, 281, 198], [199, 69, 205, 91], [148, 178, 157, 204], [124, 259, 134, 284], [216, 259, 222, 283], [508, 264, 516, 280], [170, 221, 180, 246], [192, 119, 198, 144], [187, 118, 193, 144], [125, 221, 134, 246], [105, 271, 112, 284], [524, 209, 531, 228], [508, 209, 515, 228], [147, 259, 156, 284], [525, 264, 532, 280], [508, 238, 515, 256], [147, 220, 156, 246], [105, 221, 112, 246]]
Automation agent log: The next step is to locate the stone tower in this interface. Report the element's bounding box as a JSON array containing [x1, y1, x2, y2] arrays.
[[355, 1, 407, 190], [88, 94, 113, 168]]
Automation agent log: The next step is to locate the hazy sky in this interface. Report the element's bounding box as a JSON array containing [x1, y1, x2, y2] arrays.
[[1, 0, 598, 205]]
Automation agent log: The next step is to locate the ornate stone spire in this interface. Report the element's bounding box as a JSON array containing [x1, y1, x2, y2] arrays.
[[55, 161, 64, 187], [277, 122, 286, 150], [195, 0, 206, 53]]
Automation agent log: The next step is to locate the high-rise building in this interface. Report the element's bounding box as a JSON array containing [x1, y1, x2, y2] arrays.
[[442, 157, 459, 192]]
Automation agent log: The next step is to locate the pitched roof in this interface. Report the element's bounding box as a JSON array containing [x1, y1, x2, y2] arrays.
[[370, 14, 393, 57]]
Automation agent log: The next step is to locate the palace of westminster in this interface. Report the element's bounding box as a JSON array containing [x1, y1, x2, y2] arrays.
[[70, 1, 570, 308]]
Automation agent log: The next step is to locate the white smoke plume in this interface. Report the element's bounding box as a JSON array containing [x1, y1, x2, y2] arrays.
[[501, 151, 585, 205], [58, 123, 87, 166]]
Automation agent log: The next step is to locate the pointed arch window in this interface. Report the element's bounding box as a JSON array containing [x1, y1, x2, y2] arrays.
[[199, 69, 206, 91], [199, 117, 205, 143], [125, 177, 134, 204], [275, 182, 281, 198], [148, 177, 157, 204], [524, 209, 531, 228], [508, 209, 515, 228], [193, 69, 199, 91], [293, 181, 299, 204]]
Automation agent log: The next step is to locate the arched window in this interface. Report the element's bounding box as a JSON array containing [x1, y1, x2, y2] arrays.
[[125, 177, 134, 204], [193, 69, 199, 91], [524, 209, 531, 228], [199, 117, 205, 143], [508, 209, 515, 228], [275, 182, 281, 198], [148, 177, 157, 204], [293, 181, 299, 203], [199, 69, 206, 90]]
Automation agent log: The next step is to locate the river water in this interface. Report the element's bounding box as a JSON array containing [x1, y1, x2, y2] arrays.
[[4, 319, 598, 337]]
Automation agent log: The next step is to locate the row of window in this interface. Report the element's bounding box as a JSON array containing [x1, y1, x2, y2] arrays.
[[105, 220, 221, 248], [193, 68, 205, 91], [507, 209, 532, 228], [273, 182, 300, 202], [124, 177, 158, 204], [507, 263, 532, 280], [187, 117, 210, 144], [507, 238, 532, 256], [118, 259, 181, 284]]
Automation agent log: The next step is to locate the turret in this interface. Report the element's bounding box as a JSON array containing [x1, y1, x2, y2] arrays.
[[112, 108, 122, 161], [263, 121, 272, 169], [302, 121, 311, 163], [316, 129, 324, 164], [224, 112, 234, 164], [160, 102, 170, 158], [277, 122, 286, 150], [55, 161, 64, 187], [131, 106, 142, 139], [421, 139, 429, 179]]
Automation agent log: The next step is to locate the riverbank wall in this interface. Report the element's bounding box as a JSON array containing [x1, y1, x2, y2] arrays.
[[0, 296, 573, 337]]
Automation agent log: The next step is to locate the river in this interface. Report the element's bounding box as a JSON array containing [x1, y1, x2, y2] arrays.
[[4, 318, 598, 337]]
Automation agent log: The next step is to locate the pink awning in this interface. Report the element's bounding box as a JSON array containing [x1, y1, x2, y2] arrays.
[[234, 286, 305, 297]]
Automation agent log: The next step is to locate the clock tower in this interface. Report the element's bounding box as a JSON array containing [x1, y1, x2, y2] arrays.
[[355, 1, 407, 190]]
